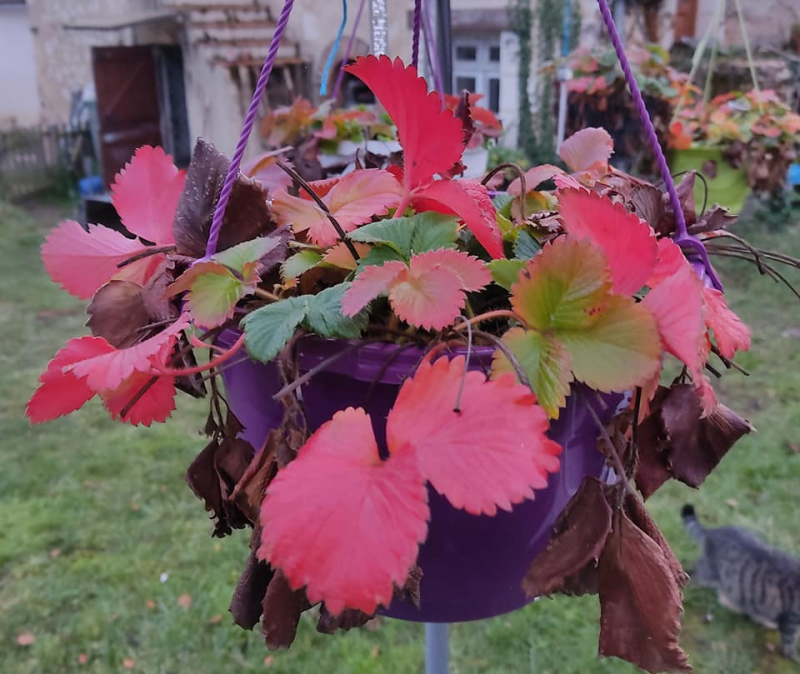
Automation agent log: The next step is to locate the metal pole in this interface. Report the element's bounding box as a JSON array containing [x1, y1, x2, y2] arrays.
[[612, 0, 625, 46], [556, 0, 573, 149], [369, 0, 389, 55], [425, 623, 449, 674], [435, 0, 452, 93]]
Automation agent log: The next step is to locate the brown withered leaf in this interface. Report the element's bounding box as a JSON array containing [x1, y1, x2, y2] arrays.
[[624, 493, 687, 589], [316, 606, 374, 634], [688, 205, 737, 235], [262, 570, 311, 649], [394, 565, 423, 609], [173, 138, 276, 258], [231, 429, 280, 524], [453, 90, 475, 148], [635, 422, 672, 500], [522, 477, 612, 598], [598, 509, 691, 673], [630, 184, 665, 233], [87, 280, 151, 348], [636, 385, 752, 498], [660, 385, 753, 489], [230, 529, 274, 629], [186, 411, 253, 536]]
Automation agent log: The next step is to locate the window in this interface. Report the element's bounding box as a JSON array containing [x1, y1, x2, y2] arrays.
[[452, 35, 502, 113], [488, 78, 500, 113], [456, 76, 477, 93], [455, 45, 477, 61]]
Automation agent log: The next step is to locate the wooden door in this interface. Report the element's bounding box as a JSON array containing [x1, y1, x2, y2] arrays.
[[674, 0, 699, 41], [93, 46, 162, 187]]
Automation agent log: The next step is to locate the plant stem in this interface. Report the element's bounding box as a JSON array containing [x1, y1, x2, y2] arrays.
[[156, 332, 247, 376], [275, 160, 361, 262], [254, 288, 283, 302], [117, 245, 177, 268], [452, 309, 520, 330], [482, 162, 527, 220], [587, 401, 633, 496]]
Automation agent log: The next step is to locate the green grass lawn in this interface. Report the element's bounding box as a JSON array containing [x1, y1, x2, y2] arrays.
[[1, 198, 799, 674]]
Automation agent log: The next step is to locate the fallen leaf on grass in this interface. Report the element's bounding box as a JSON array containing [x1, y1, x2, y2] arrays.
[[123, 658, 135, 669], [16, 632, 35, 646], [787, 441, 800, 455], [177, 593, 192, 609], [370, 646, 381, 658], [263, 655, 274, 667], [49, 548, 62, 558], [78, 653, 89, 665], [208, 614, 223, 625], [145, 600, 156, 610], [725, 498, 739, 508]]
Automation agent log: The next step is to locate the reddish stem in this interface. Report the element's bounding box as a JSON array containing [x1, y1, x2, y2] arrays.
[[155, 332, 246, 376]]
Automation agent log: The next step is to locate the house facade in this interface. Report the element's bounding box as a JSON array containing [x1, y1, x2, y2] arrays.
[[0, 0, 41, 128], [10, 0, 799, 175]]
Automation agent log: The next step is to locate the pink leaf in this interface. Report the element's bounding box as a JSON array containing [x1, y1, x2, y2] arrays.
[[408, 248, 490, 291], [507, 165, 564, 196], [341, 262, 406, 317], [647, 238, 686, 287], [272, 169, 402, 247], [559, 127, 613, 174], [389, 265, 467, 331], [259, 408, 429, 615], [643, 262, 706, 372], [325, 169, 402, 224], [41, 220, 145, 299], [110, 145, 184, 245], [702, 287, 750, 359], [386, 356, 562, 516], [346, 56, 464, 189], [68, 315, 189, 392], [413, 179, 504, 259], [101, 371, 177, 426], [26, 337, 115, 423], [558, 189, 658, 295]]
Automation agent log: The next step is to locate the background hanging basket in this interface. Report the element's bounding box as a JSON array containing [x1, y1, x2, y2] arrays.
[[670, 146, 751, 213]]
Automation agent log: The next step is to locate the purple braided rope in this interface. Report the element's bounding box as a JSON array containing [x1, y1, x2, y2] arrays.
[[595, 0, 722, 290], [421, 0, 444, 98], [205, 0, 295, 258], [332, 0, 368, 100], [412, 0, 422, 69]]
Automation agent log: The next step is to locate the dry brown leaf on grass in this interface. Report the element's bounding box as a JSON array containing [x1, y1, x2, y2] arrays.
[[177, 593, 192, 609], [15, 632, 35, 646]]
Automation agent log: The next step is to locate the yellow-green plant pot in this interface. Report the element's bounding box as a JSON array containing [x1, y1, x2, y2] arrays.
[[670, 146, 750, 213]]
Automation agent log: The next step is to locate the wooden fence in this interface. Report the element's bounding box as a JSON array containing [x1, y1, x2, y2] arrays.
[[0, 125, 91, 201]]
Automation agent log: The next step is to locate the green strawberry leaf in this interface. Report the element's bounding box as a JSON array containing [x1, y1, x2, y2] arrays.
[[494, 327, 573, 419], [488, 259, 526, 291], [497, 238, 663, 416], [513, 229, 540, 259], [559, 295, 661, 392], [304, 283, 369, 339], [243, 296, 309, 363], [349, 212, 459, 258], [282, 250, 323, 281]]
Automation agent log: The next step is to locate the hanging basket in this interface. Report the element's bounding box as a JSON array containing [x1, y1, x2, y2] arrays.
[[670, 146, 750, 214], [220, 334, 621, 623]]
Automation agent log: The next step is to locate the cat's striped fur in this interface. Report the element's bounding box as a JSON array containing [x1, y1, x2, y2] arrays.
[[682, 504, 800, 660]]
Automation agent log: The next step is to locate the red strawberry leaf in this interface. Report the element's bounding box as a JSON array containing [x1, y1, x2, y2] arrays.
[[386, 356, 562, 515], [258, 408, 429, 615], [345, 56, 463, 188], [110, 145, 184, 245]]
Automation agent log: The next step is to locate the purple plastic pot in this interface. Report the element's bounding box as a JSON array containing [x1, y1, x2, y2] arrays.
[[220, 336, 620, 623]]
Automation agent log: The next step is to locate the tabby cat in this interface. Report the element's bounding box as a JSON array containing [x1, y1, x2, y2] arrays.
[[682, 504, 800, 659]]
